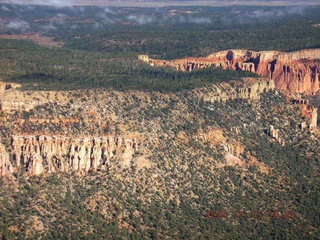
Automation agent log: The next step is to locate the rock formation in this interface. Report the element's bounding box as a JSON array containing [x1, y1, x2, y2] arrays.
[[0, 100, 40, 112], [301, 105, 318, 129], [0, 82, 20, 93], [311, 107, 318, 129], [292, 97, 318, 129], [139, 48, 320, 94], [0, 141, 13, 177], [10, 135, 140, 176], [268, 125, 285, 146], [202, 78, 275, 102]]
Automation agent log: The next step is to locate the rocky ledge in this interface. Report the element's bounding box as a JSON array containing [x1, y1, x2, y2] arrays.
[[0, 135, 141, 177], [139, 48, 320, 94]]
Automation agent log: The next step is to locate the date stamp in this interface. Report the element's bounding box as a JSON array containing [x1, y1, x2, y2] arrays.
[[205, 209, 296, 220]]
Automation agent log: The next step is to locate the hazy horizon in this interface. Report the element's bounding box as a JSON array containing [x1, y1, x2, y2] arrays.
[[1, 0, 320, 7]]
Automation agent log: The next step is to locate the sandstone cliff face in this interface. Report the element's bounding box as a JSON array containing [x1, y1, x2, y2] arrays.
[[139, 49, 320, 94], [203, 78, 275, 102], [10, 135, 139, 176], [0, 141, 13, 177]]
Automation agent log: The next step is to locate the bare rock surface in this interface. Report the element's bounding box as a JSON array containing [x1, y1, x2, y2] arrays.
[[139, 49, 320, 94]]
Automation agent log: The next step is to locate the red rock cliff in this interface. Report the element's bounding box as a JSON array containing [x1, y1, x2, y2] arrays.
[[139, 49, 320, 94]]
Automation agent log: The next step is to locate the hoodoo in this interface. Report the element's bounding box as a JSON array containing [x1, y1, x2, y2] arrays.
[[139, 49, 320, 94]]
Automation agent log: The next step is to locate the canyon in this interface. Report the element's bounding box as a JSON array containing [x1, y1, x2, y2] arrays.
[[139, 48, 320, 94]]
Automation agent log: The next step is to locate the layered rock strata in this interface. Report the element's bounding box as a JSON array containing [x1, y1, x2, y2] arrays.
[[139, 49, 320, 94], [202, 78, 275, 102], [10, 135, 139, 176], [200, 78, 317, 129]]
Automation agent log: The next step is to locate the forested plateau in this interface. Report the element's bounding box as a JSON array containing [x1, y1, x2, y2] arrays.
[[0, 3, 319, 239]]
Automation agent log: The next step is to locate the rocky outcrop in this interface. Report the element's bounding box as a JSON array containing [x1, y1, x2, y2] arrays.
[[139, 48, 320, 94], [11, 135, 140, 176], [292, 98, 318, 129], [0, 100, 40, 112], [267, 125, 285, 146], [140, 50, 319, 129], [301, 105, 318, 129], [0, 81, 46, 112], [203, 77, 275, 102], [0, 141, 13, 177], [0, 82, 20, 93], [311, 108, 318, 129]]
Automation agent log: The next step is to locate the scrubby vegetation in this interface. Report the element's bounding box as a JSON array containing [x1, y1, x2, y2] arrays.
[[0, 4, 320, 91], [0, 3, 319, 239], [0, 90, 319, 239], [0, 39, 256, 92]]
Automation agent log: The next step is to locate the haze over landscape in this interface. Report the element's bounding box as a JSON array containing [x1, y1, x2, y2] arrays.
[[0, 0, 319, 238], [1, 0, 320, 7]]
